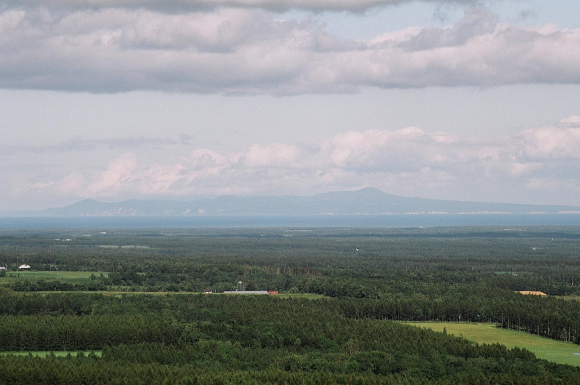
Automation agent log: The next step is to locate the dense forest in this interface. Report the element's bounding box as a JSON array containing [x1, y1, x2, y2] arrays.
[[1, 226, 580, 383]]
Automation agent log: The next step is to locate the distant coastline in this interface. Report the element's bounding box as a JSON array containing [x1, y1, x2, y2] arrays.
[[3, 188, 580, 219], [1, 214, 580, 229]]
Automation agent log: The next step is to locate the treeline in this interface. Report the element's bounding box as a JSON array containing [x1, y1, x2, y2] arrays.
[[0, 315, 181, 351], [6, 280, 580, 346], [0, 292, 566, 356], [4, 243, 580, 297], [9, 279, 107, 292], [3, 357, 579, 385], [3, 228, 580, 383], [339, 291, 580, 342], [1, 293, 580, 384]]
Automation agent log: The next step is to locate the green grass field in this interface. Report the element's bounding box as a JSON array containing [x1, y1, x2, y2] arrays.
[[0, 351, 102, 358], [557, 295, 580, 301], [4, 271, 107, 279], [1, 271, 108, 285], [405, 322, 580, 367], [0, 271, 108, 287]]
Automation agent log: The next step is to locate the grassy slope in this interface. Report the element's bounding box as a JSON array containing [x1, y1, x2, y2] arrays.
[[405, 322, 580, 367]]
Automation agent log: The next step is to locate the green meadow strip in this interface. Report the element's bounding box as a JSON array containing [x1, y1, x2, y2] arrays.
[[405, 322, 580, 367]]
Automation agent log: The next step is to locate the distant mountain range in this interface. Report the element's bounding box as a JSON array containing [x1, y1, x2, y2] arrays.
[[4, 188, 580, 217]]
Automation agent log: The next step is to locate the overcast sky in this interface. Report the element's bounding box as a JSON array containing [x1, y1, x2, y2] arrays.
[[1, 0, 580, 210]]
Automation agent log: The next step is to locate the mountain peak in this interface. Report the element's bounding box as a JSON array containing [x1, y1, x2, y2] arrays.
[[354, 187, 388, 196]]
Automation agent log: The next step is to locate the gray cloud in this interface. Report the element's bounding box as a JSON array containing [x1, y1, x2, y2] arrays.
[[3, 0, 479, 13], [1, 6, 580, 94], [399, 5, 498, 50], [519, 9, 538, 21]]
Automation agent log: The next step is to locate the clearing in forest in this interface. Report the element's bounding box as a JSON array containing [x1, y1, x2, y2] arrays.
[[3, 271, 107, 279], [1, 271, 107, 285], [405, 322, 580, 367]]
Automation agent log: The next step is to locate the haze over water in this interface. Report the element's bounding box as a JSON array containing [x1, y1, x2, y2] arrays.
[[1, 215, 580, 229]]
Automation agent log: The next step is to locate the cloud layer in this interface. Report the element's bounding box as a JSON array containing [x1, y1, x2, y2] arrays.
[[4, 0, 477, 13], [1, 5, 580, 94], [6, 116, 580, 209]]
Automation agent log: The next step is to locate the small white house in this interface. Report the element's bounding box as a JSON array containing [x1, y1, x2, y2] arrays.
[[18, 264, 31, 269], [0, 266, 6, 270]]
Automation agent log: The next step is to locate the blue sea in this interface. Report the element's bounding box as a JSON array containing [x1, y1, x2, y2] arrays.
[[0, 214, 579, 229]]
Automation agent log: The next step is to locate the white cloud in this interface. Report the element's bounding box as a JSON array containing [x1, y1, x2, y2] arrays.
[[560, 115, 580, 128], [517, 126, 580, 160], [239, 143, 302, 168], [58, 173, 85, 194], [324, 127, 457, 170], [3, 117, 569, 208], [87, 152, 138, 194], [1, 6, 580, 94]]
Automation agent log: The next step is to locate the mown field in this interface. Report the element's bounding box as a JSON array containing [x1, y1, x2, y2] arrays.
[[406, 322, 580, 366], [3, 271, 107, 279], [1, 271, 107, 285]]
